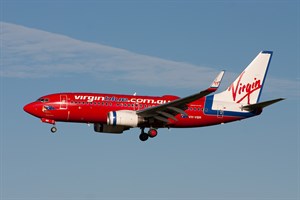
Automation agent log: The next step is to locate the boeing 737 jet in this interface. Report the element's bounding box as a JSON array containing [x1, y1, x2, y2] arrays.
[[24, 51, 284, 141]]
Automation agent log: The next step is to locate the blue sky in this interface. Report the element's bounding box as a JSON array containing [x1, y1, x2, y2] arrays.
[[1, 1, 299, 200]]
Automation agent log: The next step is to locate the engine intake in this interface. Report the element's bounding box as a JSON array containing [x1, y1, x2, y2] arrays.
[[107, 110, 142, 127]]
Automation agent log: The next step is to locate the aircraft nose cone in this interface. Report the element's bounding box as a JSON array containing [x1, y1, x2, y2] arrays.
[[23, 103, 35, 115]]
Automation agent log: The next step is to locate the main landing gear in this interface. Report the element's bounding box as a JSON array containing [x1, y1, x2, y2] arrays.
[[139, 128, 158, 142]]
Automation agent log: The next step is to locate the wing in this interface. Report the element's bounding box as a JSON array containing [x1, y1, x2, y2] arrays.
[[136, 71, 225, 123]]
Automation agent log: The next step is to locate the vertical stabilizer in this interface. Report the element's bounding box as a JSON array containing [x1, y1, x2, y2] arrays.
[[214, 51, 273, 105]]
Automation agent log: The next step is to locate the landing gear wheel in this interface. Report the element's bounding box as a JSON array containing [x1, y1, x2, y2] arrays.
[[51, 127, 57, 133], [139, 133, 149, 141], [148, 129, 158, 138]]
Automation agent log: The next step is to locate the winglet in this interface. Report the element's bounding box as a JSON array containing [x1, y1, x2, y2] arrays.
[[208, 70, 225, 92]]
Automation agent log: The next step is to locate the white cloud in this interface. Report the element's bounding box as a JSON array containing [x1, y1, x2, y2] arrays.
[[1, 22, 220, 88], [0, 22, 298, 98]]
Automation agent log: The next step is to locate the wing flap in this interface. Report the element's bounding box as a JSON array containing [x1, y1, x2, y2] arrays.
[[154, 116, 170, 123], [166, 107, 187, 116], [156, 111, 178, 121]]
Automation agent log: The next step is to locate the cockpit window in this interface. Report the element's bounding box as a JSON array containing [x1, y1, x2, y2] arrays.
[[36, 98, 49, 102]]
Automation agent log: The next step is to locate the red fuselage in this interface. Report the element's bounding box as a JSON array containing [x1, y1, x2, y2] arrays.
[[24, 92, 244, 128]]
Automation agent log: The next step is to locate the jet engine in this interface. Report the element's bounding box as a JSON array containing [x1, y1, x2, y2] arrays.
[[94, 123, 129, 134], [107, 110, 142, 127]]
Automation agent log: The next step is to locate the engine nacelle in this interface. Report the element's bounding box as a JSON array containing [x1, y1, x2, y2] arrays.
[[107, 110, 141, 127], [94, 123, 128, 134]]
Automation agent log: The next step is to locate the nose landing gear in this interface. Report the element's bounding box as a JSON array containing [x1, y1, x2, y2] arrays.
[[50, 126, 57, 133], [40, 118, 57, 133], [139, 128, 158, 141]]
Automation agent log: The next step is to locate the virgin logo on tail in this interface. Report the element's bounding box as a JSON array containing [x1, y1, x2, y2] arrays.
[[228, 71, 261, 104]]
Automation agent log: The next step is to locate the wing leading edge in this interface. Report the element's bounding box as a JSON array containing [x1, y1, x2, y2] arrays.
[[137, 71, 225, 123]]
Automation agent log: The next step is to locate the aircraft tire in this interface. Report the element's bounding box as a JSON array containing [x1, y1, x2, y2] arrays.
[[139, 133, 148, 141], [51, 127, 57, 133], [148, 129, 158, 138]]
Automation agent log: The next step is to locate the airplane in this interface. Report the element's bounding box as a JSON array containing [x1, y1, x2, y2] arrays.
[[23, 51, 284, 141]]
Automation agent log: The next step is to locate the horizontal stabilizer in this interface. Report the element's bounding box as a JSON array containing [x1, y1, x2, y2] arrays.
[[242, 98, 285, 111]]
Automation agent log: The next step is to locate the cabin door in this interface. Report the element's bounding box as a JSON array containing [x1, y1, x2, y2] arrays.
[[60, 95, 68, 110]]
